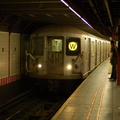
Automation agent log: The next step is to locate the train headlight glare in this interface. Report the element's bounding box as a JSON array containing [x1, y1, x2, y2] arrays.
[[38, 64, 42, 68], [67, 64, 72, 70]]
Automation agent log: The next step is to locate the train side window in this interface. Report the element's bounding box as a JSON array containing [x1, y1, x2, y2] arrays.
[[66, 37, 80, 56], [32, 37, 44, 55]]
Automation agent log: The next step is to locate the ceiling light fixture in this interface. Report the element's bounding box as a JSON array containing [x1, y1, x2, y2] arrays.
[[27, 14, 36, 17], [60, 0, 93, 28], [46, 14, 53, 17]]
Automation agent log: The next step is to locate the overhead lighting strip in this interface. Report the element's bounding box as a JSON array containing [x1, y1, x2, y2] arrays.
[[60, 0, 93, 28]]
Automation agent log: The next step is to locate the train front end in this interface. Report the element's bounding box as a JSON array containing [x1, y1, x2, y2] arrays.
[[26, 37, 83, 79], [25, 26, 83, 92]]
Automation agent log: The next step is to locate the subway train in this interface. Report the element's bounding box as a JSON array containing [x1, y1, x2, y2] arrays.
[[25, 25, 110, 92]]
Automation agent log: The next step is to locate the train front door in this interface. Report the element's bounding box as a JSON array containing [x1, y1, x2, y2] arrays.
[[47, 37, 64, 74]]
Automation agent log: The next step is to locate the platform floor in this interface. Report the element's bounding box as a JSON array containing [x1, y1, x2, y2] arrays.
[[51, 59, 120, 120]]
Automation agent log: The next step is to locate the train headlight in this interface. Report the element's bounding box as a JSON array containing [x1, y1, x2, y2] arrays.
[[38, 64, 42, 68], [67, 64, 72, 70]]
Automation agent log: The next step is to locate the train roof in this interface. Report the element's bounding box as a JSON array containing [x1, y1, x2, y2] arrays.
[[31, 25, 109, 41], [32, 25, 82, 34]]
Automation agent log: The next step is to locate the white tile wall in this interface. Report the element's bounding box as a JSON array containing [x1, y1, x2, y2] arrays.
[[10, 33, 20, 75], [0, 32, 9, 78]]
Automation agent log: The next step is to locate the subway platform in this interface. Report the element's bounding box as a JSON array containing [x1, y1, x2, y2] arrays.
[[51, 59, 120, 120]]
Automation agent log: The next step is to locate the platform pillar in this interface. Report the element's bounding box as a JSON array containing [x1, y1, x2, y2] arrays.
[[117, 27, 120, 85]]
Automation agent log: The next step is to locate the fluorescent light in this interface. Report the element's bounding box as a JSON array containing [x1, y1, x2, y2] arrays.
[[81, 18, 93, 28], [60, 0, 93, 28], [69, 7, 82, 18], [61, 0, 69, 7]]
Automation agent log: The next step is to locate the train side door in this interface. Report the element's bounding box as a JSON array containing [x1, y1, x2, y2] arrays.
[[100, 41, 102, 62], [97, 41, 101, 64], [47, 37, 64, 74], [95, 40, 97, 65], [88, 38, 91, 71], [101, 41, 103, 61]]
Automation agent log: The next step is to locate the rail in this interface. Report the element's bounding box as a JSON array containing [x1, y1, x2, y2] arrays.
[[0, 91, 69, 120]]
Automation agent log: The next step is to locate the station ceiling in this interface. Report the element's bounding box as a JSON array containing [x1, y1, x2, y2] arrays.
[[0, 0, 120, 40]]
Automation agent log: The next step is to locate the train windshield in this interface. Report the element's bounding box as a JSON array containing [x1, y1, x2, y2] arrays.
[[66, 37, 80, 56], [32, 37, 44, 55], [52, 39, 62, 52]]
